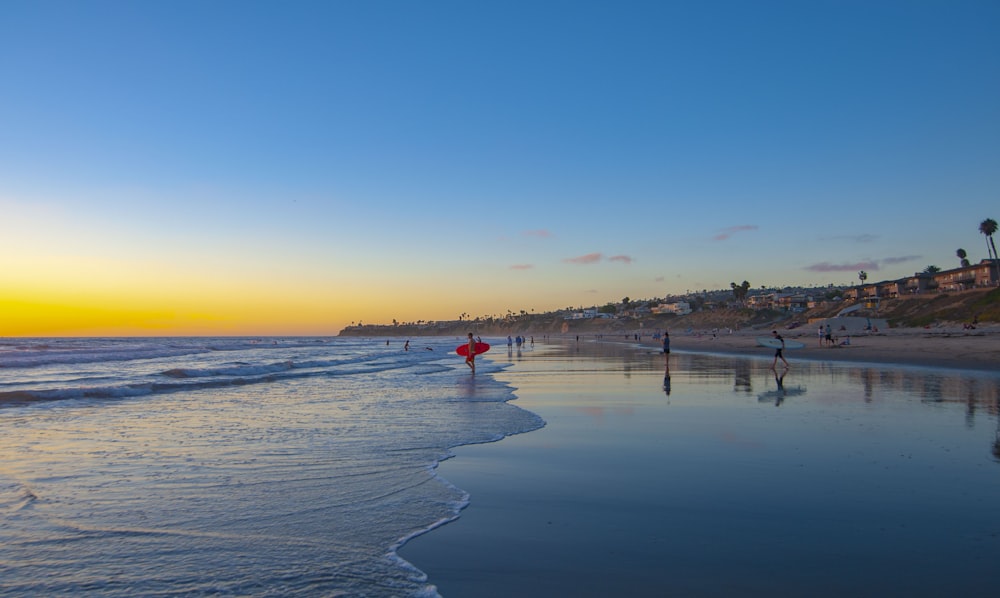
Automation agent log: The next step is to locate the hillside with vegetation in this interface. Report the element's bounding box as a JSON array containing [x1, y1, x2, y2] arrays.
[[339, 287, 1000, 337]]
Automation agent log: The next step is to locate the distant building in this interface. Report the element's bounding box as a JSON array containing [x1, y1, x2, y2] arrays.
[[932, 259, 999, 291], [652, 301, 692, 316], [747, 293, 774, 310], [774, 293, 810, 311], [902, 273, 935, 295], [836, 259, 998, 307]]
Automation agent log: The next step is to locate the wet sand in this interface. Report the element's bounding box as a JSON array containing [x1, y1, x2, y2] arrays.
[[652, 325, 1000, 372], [400, 338, 1000, 597]]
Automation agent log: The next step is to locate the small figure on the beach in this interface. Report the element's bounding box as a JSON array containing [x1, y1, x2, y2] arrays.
[[404, 340, 409, 351], [662, 331, 670, 368], [818, 324, 824, 347], [825, 324, 833, 347], [465, 332, 476, 374], [771, 330, 789, 369]]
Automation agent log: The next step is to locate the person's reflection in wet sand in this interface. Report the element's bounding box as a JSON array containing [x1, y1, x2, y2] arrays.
[[772, 367, 788, 407]]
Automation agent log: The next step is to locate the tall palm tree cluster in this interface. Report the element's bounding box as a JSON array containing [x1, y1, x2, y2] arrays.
[[730, 281, 751, 305]]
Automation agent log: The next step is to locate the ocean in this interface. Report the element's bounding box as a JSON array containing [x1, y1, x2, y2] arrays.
[[0, 336, 542, 596]]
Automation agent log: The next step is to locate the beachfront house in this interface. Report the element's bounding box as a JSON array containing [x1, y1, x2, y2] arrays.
[[652, 301, 692, 316], [747, 293, 774, 310], [859, 283, 880, 299], [774, 293, 810, 312], [932, 259, 999, 291], [903, 273, 936, 294], [879, 280, 905, 299], [934, 265, 979, 292]]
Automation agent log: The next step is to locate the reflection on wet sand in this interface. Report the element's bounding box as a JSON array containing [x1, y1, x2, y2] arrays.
[[510, 339, 1000, 461]]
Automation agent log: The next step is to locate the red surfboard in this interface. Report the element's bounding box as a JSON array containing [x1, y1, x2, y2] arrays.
[[456, 342, 490, 356]]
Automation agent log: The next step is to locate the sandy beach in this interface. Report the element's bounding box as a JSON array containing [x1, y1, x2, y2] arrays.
[[401, 336, 1000, 597], [651, 324, 1000, 372]]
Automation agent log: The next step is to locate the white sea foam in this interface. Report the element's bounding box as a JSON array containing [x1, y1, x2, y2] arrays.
[[0, 336, 542, 596]]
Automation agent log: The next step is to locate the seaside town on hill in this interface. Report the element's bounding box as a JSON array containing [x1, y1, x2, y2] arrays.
[[340, 258, 1000, 338]]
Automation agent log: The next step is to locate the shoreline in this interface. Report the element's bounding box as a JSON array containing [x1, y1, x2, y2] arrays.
[[635, 325, 1000, 373], [356, 325, 1000, 373]]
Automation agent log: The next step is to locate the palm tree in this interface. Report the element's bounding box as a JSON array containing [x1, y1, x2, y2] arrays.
[[858, 270, 868, 285], [981, 218, 999, 258], [730, 280, 751, 306], [981, 218, 999, 284], [923, 265, 941, 275], [957, 248, 970, 268]]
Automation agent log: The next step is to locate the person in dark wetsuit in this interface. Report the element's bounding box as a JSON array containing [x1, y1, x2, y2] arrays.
[[662, 331, 670, 369], [771, 330, 789, 369]]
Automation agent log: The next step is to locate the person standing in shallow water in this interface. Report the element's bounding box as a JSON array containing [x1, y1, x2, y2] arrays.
[[771, 330, 789, 369], [662, 331, 671, 371], [465, 332, 476, 374]]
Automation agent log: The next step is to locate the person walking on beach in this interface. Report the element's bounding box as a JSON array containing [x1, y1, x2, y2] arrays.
[[771, 330, 789, 369], [465, 332, 477, 374], [818, 324, 824, 347]]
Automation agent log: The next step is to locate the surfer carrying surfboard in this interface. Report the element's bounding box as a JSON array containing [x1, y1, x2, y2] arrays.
[[771, 330, 790, 369], [465, 332, 477, 374]]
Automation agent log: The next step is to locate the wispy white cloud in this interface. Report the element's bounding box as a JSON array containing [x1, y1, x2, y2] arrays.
[[509, 264, 534, 270], [713, 225, 759, 241], [608, 255, 633, 264]]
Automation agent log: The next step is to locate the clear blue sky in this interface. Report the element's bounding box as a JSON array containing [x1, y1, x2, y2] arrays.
[[2, 0, 998, 335]]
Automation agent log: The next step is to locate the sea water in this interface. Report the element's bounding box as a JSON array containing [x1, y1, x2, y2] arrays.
[[0, 337, 542, 596]]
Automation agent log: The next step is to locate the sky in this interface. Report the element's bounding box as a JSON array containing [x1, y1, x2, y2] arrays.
[[2, 0, 998, 336]]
